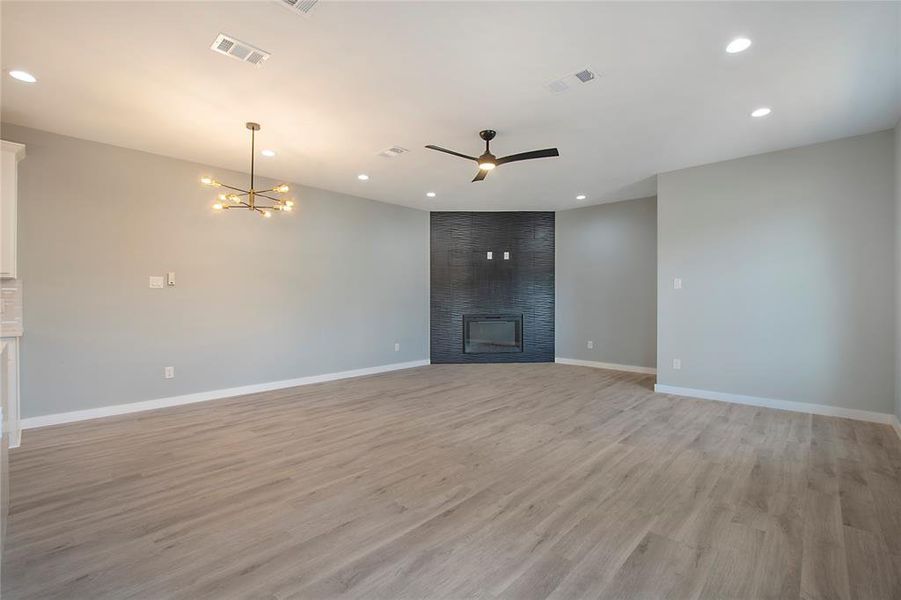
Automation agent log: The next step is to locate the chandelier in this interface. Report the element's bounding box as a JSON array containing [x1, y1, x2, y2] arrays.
[[201, 122, 294, 217]]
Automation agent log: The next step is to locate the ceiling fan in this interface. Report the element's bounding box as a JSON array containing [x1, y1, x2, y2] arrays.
[[425, 130, 559, 182]]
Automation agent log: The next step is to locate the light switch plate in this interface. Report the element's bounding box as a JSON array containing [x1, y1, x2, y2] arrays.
[[587, 340, 593, 349], [673, 278, 682, 290], [672, 358, 681, 370], [149, 276, 164, 289], [164, 366, 175, 379], [167, 272, 176, 287]]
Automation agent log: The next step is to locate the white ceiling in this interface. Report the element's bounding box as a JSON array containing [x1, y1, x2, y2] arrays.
[[1, 1, 899, 211]]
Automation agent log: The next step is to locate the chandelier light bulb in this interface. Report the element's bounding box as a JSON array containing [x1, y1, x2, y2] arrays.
[[263, 210, 272, 218], [212, 203, 223, 210], [283, 205, 293, 212], [201, 176, 213, 185], [285, 200, 294, 207], [276, 184, 290, 193]]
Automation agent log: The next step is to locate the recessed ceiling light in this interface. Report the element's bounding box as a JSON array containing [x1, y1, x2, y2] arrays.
[[8, 69, 37, 83], [750, 107, 772, 118], [426, 192, 436, 198], [357, 174, 369, 181], [576, 194, 587, 200], [261, 149, 276, 157], [726, 38, 752, 54]]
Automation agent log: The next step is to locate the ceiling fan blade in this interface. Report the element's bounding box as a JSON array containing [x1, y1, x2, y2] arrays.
[[496, 148, 559, 165], [472, 169, 489, 182], [425, 145, 478, 161]]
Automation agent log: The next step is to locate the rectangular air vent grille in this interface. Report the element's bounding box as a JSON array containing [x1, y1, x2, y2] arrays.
[[546, 66, 599, 94], [574, 69, 596, 83], [279, 0, 319, 15], [378, 146, 410, 158], [210, 34, 271, 67]]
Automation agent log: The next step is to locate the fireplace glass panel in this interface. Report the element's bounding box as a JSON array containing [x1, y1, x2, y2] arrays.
[[464, 314, 523, 353]]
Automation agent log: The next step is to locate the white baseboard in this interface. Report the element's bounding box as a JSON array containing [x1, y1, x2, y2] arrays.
[[555, 357, 656, 375], [892, 416, 901, 440], [654, 384, 896, 426], [20, 359, 430, 431]]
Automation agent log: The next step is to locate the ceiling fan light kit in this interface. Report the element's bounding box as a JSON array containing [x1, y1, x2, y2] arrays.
[[201, 122, 294, 216], [426, 129, 559, 182]]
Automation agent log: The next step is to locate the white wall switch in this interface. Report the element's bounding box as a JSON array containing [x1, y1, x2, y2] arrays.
[[487, 251, 493, 260], [672, 358, 681, 370], [394, 342, 400, 352], [149, 276, 164, 289], [587, 340, 594, 349], [164, 366, 175, 379], [503, 251, 510, 260], [167, 272, 176, 287], [673, 277, 682, 290]]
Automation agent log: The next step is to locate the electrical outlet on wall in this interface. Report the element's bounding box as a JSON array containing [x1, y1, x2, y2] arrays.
[[164, 366, 175, 379], [587, 340, 593, 349], [672, 358, 681, 370], [394, 342, 400, 352]]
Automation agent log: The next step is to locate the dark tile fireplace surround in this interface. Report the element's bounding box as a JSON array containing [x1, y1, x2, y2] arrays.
[[430, 212, 555, 363]]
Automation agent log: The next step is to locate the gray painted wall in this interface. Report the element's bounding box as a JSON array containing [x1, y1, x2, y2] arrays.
[[556, 197, 657, 368], [658, 130, 895, 414], [2, 124, 429, 419], [896, 122, 901, 422]]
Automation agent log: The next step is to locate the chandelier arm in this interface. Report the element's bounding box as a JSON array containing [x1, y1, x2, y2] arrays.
[[255, 193, 283, 202], [217, 183, 250, 194]]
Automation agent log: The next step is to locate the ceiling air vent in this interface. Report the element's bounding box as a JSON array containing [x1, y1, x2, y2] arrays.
[[574, 68, 596, 83], [378, 146, 410, 159], [210, 34, 271, 67], [278, 0, 320, 16], [545, 66, 599, 94]]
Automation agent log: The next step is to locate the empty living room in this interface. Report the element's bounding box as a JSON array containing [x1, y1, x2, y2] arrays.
[[1, 1, 900, 598]]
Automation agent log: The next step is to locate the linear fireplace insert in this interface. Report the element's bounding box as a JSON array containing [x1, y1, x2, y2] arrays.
[[463, 314, 523, 354]]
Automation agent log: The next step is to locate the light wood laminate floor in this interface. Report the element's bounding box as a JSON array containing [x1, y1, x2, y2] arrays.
[[5, 364, 901, 599]]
